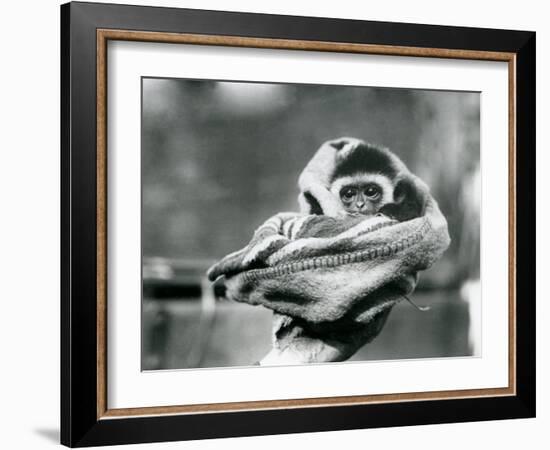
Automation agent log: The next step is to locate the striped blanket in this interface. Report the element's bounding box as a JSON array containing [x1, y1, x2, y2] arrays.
[[207, 138, 450, 364], [208, 201, 443, 324]]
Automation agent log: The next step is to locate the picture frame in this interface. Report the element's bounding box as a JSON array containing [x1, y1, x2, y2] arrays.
[[60, 1, 535, 447]]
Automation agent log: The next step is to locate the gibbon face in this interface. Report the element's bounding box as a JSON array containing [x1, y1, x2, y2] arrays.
[[330, 173, 395, 216]]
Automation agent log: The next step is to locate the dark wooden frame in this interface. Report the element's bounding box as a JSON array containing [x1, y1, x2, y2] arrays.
[[61, 1, 536, 447]]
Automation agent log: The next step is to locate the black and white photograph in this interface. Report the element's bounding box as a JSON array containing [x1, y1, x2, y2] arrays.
[[0, 0, 542, 447], [141, 78, 480, 370]]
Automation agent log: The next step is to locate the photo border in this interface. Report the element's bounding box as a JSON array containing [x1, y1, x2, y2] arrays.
[[61, 2, 534, 446]]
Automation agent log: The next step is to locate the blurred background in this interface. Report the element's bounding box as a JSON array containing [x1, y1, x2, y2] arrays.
[[141, 78, 481, 370]]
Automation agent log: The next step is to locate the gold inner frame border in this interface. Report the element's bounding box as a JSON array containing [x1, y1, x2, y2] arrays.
[[96, 28, 517, 420]]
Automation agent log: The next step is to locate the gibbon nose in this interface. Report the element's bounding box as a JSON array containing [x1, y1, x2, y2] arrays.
[[356, 201, 365, 209]]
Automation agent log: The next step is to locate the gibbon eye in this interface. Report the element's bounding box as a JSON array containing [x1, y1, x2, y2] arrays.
[[364, 184, 381, 199], [341, 187, 357, 201]]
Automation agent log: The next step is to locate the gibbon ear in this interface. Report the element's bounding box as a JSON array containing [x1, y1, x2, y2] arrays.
[[379, 176, 426, 222]]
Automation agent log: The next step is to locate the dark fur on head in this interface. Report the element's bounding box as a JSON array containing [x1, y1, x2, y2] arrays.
[[330, 142, 399, 182]]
